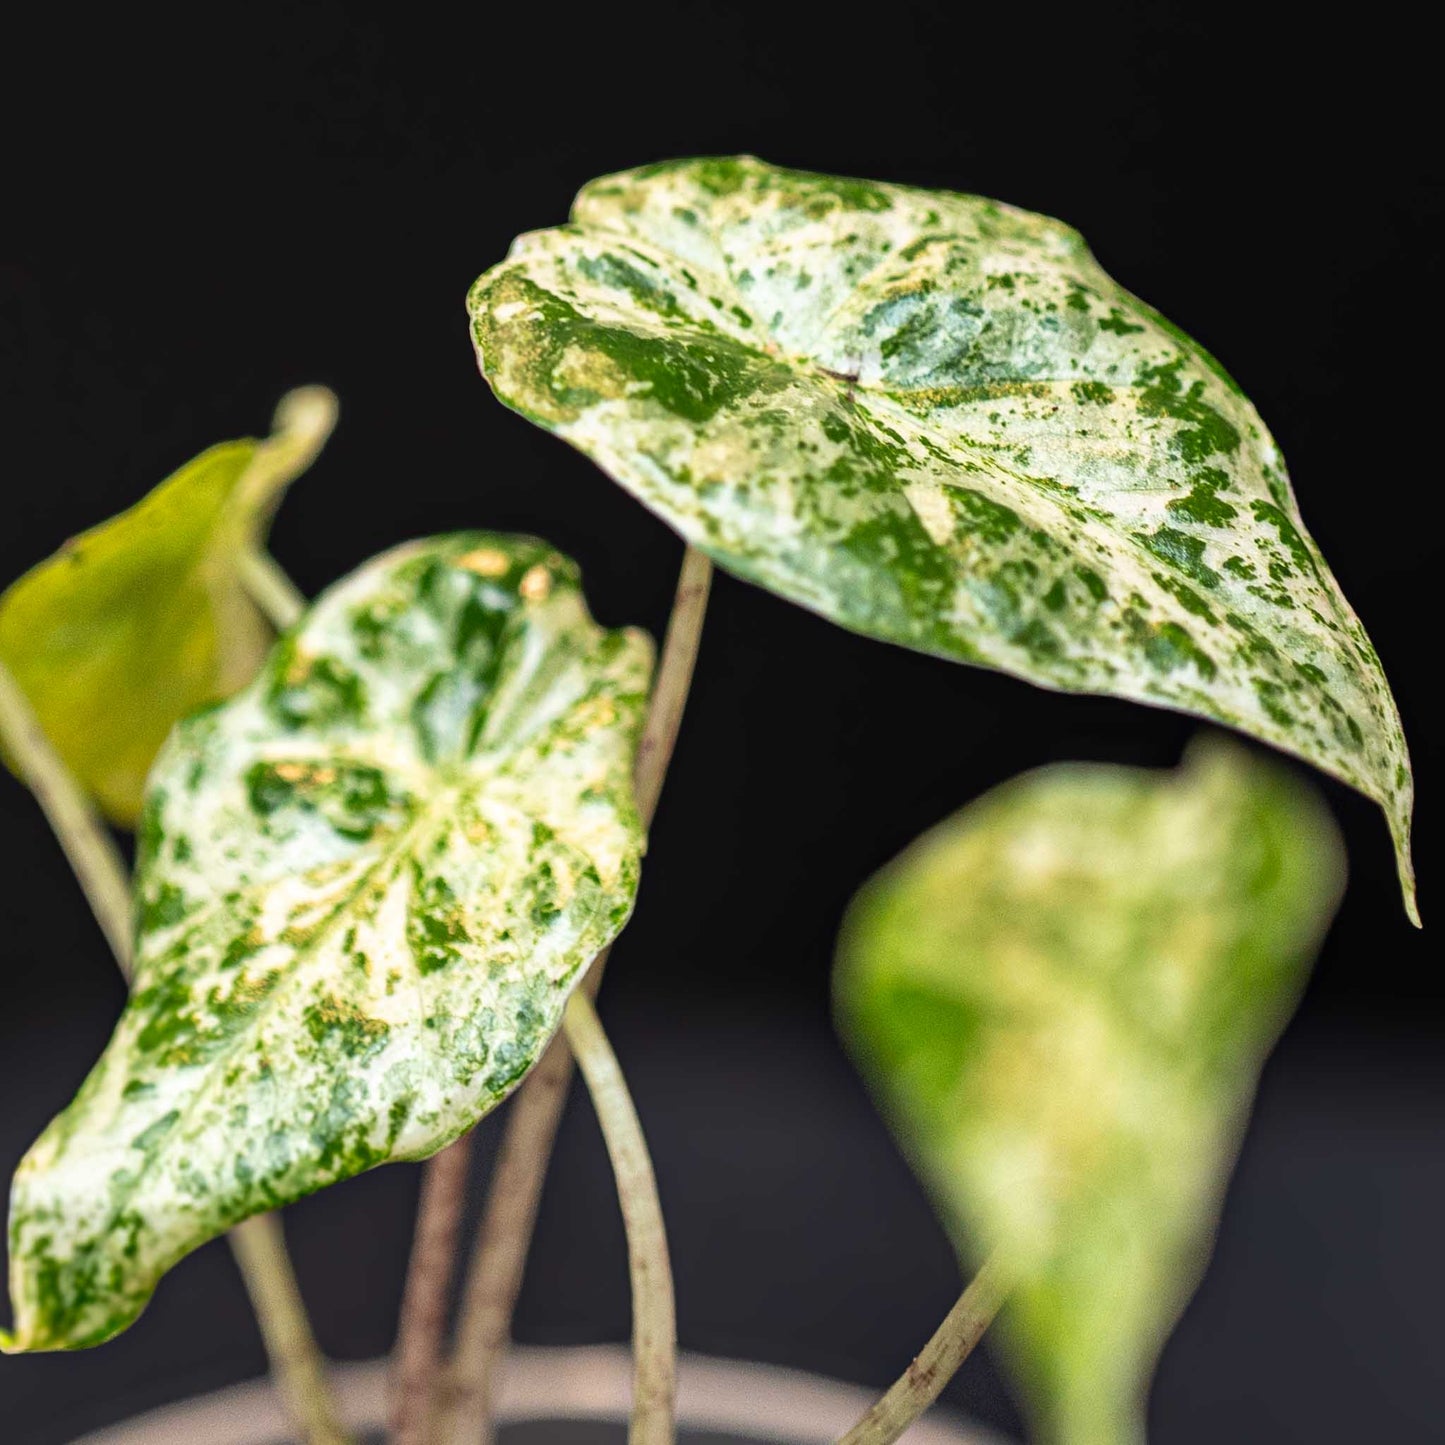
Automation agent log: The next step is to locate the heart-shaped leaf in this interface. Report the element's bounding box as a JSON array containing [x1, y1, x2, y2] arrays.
[[835, 739, 1344, 1445], [0, 387, 336, 825], [3, 533, 653, 1352], [469, 157, 1415, 920]]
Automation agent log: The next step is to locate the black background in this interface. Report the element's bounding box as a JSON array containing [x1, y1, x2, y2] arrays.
[[1, 4, 1440, 1441]]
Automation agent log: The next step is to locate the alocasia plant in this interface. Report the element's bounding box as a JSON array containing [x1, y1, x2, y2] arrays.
[[0, 159, 1417, 1445]]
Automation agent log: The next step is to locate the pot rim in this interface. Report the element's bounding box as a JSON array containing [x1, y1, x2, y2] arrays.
[[72, 1345, 1005, 1445]]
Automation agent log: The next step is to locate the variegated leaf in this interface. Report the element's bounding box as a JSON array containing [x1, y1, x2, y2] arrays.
[[835, 739, 1344, 1445], [0, 388, 336, 824], [3, 533, 653, 1352], [469, 156, 1415, 920]]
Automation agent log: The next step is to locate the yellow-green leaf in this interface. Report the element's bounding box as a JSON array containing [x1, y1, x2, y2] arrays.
[[4, 533, 652, 1352], [835, 739, 1344, 1445], [0, 387, 337, 824]]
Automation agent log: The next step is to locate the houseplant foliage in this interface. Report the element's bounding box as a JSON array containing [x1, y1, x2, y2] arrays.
[[468, 156, 1415, 920], [0, 158, 1417, 1445], [4, 532, 652, 1352], [0, 387, 336, 824], [836, 739, 1345, 1444]]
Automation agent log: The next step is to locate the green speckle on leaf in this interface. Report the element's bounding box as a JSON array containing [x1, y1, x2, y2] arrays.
[[1167, 478, 1238, 526], [1250, 499, 1317, 577], [266, 643, 368, 729], [1097, 307, 1145, 335], [1140, 527, 1222, 589], [302, 997, 390, 1057]]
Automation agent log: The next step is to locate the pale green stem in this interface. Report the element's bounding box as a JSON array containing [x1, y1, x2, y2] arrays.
[[230, 1216, 356, 1445], [0, 662, 134, 971], [835, 1253, 1009, 1445], [630, 546, 714, 825], [563, 992, 677, 1445], [232, 383, 335, 638], [0, 656, 352, 1445], [441, 547, 713, 1445], [239, 548, 308, 630]]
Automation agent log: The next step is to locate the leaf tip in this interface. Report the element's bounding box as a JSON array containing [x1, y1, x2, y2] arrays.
[[1398, 853, 1422, 929], [0, 1311, 54, 1356], [1381, 793, 1420, 927], [271, 385, 339, 452]]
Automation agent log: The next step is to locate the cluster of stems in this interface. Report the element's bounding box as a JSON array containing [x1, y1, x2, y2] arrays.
[[0, 541, 1003, 1445]]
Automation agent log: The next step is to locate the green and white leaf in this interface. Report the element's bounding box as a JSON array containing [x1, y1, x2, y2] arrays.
[[0, 387, 336, 825], [469, 156, 1415, 919], [835, 739, 1344, 1445], [4, 533, 653, 1352]]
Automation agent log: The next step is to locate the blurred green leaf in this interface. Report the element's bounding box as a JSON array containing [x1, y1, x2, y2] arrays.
[[4, 533, 653, 1352], [0, 387, 336, 824], [836, 739, 1344, 1444], [470, 156, 1414, 920]]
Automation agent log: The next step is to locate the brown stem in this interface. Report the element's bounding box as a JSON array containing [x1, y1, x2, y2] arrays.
[[440, 546, 713, 1445], [0, 657, 353, 1445], [562, 992, 676, 1444], [389, 1135, 477, 1444], [437, 1027, 573, 1440], [835, 1254, 1009, 1445]]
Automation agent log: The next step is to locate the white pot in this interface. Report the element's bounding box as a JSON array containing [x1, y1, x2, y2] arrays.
[[73, 1345, 1004, 1444]]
